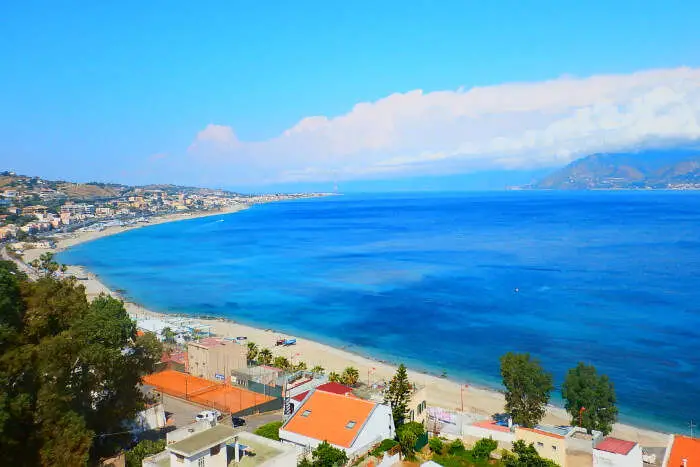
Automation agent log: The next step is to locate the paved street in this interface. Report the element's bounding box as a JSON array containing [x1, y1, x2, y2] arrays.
[[159, 393, 284, 432]]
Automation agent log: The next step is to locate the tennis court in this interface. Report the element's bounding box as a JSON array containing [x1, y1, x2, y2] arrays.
[[143, 370, 275, 414]]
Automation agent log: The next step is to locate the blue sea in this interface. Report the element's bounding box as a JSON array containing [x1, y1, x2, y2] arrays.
[[59, 192, 700, 433]]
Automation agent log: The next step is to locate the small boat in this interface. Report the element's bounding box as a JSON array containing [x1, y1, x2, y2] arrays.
[[283, 338, 297, 346]]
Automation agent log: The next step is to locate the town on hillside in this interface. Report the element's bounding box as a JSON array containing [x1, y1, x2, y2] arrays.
[[0, 170, 330, 245]]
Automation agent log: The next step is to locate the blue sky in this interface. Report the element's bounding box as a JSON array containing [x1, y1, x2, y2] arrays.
[[1, 1, 699, 191]]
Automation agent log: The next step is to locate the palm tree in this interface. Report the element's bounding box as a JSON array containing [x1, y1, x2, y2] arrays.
[[294, 361, 307, 371], [246, 342, 259, 363], [258, 348, 273, 366], [273, 356, 290, 370], [311, 365, 325, 375], [328, 371, 341, 383], [161, 327, 176, 344], [341, 367, 360, 386]]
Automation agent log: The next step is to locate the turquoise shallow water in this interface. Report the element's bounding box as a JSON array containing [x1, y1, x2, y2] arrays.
[[59, 192, 700, 433]]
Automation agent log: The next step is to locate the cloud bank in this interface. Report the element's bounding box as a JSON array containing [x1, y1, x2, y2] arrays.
[[186, 67, 700, 184]]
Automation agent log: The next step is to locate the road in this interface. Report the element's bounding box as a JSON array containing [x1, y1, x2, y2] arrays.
[[0, 245, 38, 279], [159, 393, 284, 432]]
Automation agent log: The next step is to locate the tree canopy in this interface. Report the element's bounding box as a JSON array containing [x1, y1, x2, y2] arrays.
[[502, 440, 559, 467], [500, 352, 553, 428], [384, 364, 412, 428], [561, 362, 618, 435], [0, 261, 162, 466], [298, 440, 348, 467]]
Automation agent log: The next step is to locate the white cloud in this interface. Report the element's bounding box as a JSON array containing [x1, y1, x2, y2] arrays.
[[187, 67, 700, 184]]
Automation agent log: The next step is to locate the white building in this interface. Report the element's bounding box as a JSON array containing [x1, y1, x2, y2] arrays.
[[593, 437, 643, 467], [143, 423, 236, 467], [279, 388, 395, 457]]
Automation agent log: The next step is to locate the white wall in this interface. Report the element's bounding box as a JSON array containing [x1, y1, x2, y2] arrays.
[[593, 444, 643, 467], [350, 404, 395, 456], [170, 442, 227, 467], [462, 425, 515, 444]]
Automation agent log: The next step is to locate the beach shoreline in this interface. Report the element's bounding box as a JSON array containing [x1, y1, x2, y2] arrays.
[[19, 205, 671, 448]]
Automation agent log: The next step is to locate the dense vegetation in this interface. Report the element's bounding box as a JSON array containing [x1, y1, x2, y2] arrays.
[[500, 352, 618, 432], [298, 441, 348, 467], [0, 259, 162, 466]]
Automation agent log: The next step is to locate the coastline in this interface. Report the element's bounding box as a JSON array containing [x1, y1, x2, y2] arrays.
[[20, 206, 670, 448]]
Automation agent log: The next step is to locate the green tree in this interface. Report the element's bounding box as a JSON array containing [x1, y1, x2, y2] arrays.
[[125, 439, 166, 467], [293, 361, 307, 371], [328, 371, 341, 383], [471, 437, 498, 460], [257, 348, 273, 365], [273, 356, 290, 370], [340, 366, 359, 386], [246, 341, 259, 363], [311, 365, 325, 375], [500, 352, 553, 428], [310, 441, 348, 466], [29, 252, 66, 277], [561, 362, 618, 435], [502, 440, 559, 467], [384, 364, 412, 428], [0, 268, 162, 466], [161, 326, 176, 344], [398, 430, 417, 459]]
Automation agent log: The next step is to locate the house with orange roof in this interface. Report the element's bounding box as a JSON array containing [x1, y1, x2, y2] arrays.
[[515, 425, 572, 467], [279, 388, 395, 456], [663, 435, 700, 467]]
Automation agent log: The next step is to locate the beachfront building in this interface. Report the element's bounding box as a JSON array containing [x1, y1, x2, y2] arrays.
[[353, 382, 428, 425], [663, 435, 700, 467], [279, 388, 395, 457], [289, 382, 353, 415], [514, 425, 571, 467], [143, 422, 236, 467], [593, 437, 643, 467], [187, 337, 246, 382]]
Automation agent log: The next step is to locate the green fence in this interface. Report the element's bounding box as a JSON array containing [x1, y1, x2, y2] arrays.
[[247, 380, 283, 398], [414, 432, 428, 451]]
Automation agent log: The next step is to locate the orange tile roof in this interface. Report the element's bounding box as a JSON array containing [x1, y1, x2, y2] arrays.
[[667, 435, 700, 467], [283, 389, 376, 448], [473, 420, 511, 433], [519, 427, 565, 439]]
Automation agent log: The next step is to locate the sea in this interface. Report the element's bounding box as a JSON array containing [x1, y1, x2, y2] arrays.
[[58, 192, 700, 433]]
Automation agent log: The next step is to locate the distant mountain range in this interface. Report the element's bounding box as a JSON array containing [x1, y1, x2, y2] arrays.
[[530, 148, 700, 190]]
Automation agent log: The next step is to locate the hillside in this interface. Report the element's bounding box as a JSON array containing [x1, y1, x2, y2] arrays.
[[533, 148, 700, 190]]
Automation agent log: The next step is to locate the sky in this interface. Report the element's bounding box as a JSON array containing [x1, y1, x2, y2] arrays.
[[1, 1, 700, 191]]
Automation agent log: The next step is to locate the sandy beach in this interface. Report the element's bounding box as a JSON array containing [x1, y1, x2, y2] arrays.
[[19, 206, 670, 448]]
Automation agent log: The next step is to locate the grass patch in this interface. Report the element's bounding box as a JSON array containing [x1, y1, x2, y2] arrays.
[[253, 421, 283, 441]]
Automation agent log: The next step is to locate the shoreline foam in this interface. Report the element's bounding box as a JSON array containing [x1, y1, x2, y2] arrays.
[[20, 205, 671, 447]]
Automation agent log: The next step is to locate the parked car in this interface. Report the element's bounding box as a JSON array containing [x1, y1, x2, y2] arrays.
[[195, 410, 222, 422], [231, 416, 246, 427]]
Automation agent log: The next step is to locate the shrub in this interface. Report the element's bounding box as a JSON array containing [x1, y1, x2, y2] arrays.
[[447, 438, 465, 455], [254, 421, 283, 441], [370, 439, 399, 457], [399, 431, 418, 459], [397, 421, 425, 438], [471, 437, 498, 460], [428, 436, 444, 454], [126, 439, 166, 467]]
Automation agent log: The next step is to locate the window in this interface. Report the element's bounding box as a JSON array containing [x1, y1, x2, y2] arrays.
[[552, 446, 557, 451], [537, 442, 544, 447], [198, 457, 206, 467], [345, 420, 356, 429], [301, 410, 311, 417]]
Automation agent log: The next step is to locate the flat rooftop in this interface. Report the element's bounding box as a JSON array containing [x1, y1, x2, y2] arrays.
[[228, 437, 284, 466], [168, 424, 237, 457]]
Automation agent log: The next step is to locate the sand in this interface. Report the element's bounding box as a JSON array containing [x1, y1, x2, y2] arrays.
[[18, 205, 671, 448]]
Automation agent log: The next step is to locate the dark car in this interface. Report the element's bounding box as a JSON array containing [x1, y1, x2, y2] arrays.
[[231, 416, 246, 427]]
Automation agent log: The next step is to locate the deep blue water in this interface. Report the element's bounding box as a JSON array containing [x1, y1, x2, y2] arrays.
[[59, 192, 700, 432]]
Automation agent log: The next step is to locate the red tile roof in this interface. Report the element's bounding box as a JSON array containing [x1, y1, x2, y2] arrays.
[[292, 382, 353, 402], [283, 390, 376, 448], [667, 435, 700, 467], [595, 437, 637, 455]]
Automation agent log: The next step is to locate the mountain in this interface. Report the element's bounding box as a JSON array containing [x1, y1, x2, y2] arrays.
[[533, 148, 700, 190]]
